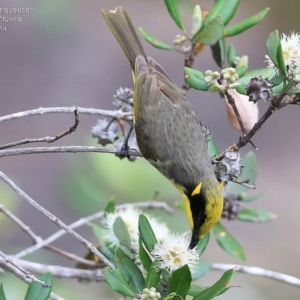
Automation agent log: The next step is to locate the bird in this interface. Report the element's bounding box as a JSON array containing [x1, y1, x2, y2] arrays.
[[102, 7, 223, 249]]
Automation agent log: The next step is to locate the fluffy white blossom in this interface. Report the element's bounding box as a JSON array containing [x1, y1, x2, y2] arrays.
[[151, 232, 199, 273], [101, 206, 169, 252], [265, 31, 300, 75]]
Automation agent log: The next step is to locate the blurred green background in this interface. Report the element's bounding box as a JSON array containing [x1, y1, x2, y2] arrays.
[[0, 0, 300, 299]]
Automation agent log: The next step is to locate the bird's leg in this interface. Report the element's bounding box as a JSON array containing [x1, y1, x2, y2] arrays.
[[120, 123, 133, 159]]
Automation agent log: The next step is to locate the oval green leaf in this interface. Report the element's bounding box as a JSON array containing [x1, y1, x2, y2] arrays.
[[238, 68, 275, 86], [227, 44, 237, 67], [139, 27, 174, 50], [104, 268, 136, 297], [184, 67, 209, 91], [145, 262, 161, 288], [238, 208, 277, 222], [113, 216, 131, 249], [210, 38, 226, 68], [139, 236, 152, 269], [193, 15, 224, 45], [224, 7, 270, 37], [138, 214, 157, 252], [195, 232, 210, 256], [167, 265, 191, 299], [235, 55, 248, 77], [164, 0, 185, 31], [193, 268, 234, 300], [204, 0, 240, 26], [266, 30, 280, 70], [213, 222, 245, 261], [115, 249, 145, 294], [24, 272, 52, 300]]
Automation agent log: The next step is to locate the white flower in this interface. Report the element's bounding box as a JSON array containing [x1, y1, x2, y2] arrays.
[[101, 206, 170, 252], [265, 31, 300, 75], [101, 205, 140, 248], [150, 232, 199, 273]]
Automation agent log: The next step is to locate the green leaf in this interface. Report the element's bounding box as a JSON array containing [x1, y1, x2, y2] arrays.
[[24, 272, 52, 300], [192, 15, 224, 45], [210, 38, 226, 68], [227, 44, 237, 67], [113, 216, 131, 249], [208, 85, 225, 93], [272, 72, 285, 86], [192, 5, 203, 34], [192, 259, 212, 281], [138, 214, 158, 252], [195, 232, 210, 256], [104, 268, 136, 297], [238, 208, 277, 222], [235, 55, 248, 77], [184, 67, 209, 91], [104, 197, 115, 213], [0, 284, 7, 300], [224, 7, 270, 37], [188, 284, 206, 297], [236, 85, 247, 95], [266, 30, 281, 71], [90, 223, 115, 262], [164, 0, 185, 31], [193, 268, 234, 300], [115, 249, 145, 294], [145, 262, 161, 288], [225, 151, 258, 196], [239, 190, 267, 202], [213, 222, 245, 261], [163, 294, 180, 300], [276, 39, 287, 76], [139, 236, 152, 269], [238, 68, 275, 86], [139, 28, 174, 50], [208, 136, 220, 156], [168, 265, 191, 299], [204, 0, 240, 26]]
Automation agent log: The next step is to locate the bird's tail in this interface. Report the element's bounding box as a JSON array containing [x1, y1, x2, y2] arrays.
[[101, 7, 148, 71]]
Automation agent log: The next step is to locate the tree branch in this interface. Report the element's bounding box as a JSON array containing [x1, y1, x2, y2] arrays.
[[212, 263, 300, 287], [0, 106, 132, 123], [0, 145, 141, 158], [0, 170, 115, 269], [0, 256, 104, 282]]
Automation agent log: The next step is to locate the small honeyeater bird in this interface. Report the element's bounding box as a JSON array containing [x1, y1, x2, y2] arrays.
[[102, 7, 223, 249]]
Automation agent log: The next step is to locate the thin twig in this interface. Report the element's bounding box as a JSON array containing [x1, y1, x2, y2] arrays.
[[45, 245, 101, 267], [0, 170, 115, 269], [0, 260, 64, 300], [0, 107, 80, 150], [0, 256, 104, 282], [0, 204, 42, 243], [0, 145, 141, 158], [212, 263, 300, 287], [15, 200, 172, 259], [0, 106, 132, 123], [0, 251, 51, 287]]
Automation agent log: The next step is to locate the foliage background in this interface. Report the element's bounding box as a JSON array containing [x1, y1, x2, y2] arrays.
[[0, 0, 299, 299]]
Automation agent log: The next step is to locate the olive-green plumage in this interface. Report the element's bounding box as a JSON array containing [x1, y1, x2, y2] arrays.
[[102, 7, 223, 249]]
